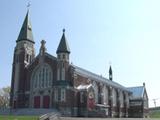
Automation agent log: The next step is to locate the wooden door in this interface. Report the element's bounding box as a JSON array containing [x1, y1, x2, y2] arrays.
[[34, 96, 40, 108], [43, 95, 50, 108]]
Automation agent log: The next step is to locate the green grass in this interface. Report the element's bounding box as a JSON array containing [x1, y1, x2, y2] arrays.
[[0, 115, 38, 120], [150, 111, 160, 118]]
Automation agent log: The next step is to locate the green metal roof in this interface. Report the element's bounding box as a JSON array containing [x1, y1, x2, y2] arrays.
[[56, 29, 70, 54], [16, 10, 34, 43]]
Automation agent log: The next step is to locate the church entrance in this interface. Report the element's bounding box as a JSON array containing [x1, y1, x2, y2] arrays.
[[43, 95, 50, 108], [34, 96, 40, 108]]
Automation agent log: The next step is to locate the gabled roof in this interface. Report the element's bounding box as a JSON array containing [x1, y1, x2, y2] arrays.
[[127, 86, 145, 99], [27, 52, 57, 69], [16, 10, 34, 43], [56, 29, 70, 54], [71, 64, 130, 92]]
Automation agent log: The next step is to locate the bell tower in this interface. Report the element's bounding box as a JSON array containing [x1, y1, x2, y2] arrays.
[[56, 29, 70, 81], [10, 10, 35, 108]]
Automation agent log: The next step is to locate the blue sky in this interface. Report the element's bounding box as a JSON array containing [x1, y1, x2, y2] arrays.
[[1, 0, 160, 107]]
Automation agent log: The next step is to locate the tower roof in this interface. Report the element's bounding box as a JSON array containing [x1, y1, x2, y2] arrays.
[[16, 10, 34, 43], [56, 29, 70, 54]]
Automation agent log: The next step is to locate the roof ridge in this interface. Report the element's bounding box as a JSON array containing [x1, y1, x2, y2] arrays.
[[127, 86, 144, 89], [71, 64, 129, 91]]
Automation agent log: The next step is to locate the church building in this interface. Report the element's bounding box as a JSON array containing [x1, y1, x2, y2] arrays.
[[10, 10, 149, 118]]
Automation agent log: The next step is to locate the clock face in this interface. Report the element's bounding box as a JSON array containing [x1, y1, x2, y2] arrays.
[[25, 47, 32, 54], [88, 91, 94, 99]]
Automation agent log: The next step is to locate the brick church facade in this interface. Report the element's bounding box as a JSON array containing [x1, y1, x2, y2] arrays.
[[10, 10, 149, 118]]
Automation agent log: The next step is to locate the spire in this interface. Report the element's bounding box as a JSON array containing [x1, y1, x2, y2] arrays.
[[16, 10, 34, 43], [56, 29, 70, 54], [109, 65, 112, 81], [109, 66, 112, 75], [143, 82, 145, 87]]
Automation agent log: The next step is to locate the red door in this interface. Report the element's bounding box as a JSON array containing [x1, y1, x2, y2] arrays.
[[34, 96, 40, 108], [43, 96, 50, 108]]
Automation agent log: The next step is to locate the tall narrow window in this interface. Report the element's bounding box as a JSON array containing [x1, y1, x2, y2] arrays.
[[62, 63, 64, 68], [63, 54, 65, 59], [42, 68, 45, 87], [58, 54, 60, 59], [62, 68, 65, 80], [30, 56, 32, 63], [34, 75, 37, 88], [37, 73, 40, 87], [57, 68, 60, 80], [46, 68, 48, 87], [15, 55, 19, 63], [26, 54, 29, 62], [54, 89, 58, 101], [80, 92, 84, 103], [61, 89, 66, 102], [39, 71, 41, 88], [49, 72, 52, 86]]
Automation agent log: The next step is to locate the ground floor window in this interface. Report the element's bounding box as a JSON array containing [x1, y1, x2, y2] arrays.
[[61, 89, 66, 102]]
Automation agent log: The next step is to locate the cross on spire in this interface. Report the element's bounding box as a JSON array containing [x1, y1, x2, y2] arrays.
[[27, 1, 31, 9]]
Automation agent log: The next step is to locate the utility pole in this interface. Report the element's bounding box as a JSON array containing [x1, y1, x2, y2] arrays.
[[153, 99, 157, 107], [152, 98, 159, 107]]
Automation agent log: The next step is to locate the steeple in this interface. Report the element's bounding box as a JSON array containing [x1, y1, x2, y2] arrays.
[[16, 10, 34, 43], [109, 66, 113, 81], [56, 29, 70, 54], [10, 9, 35, 108], [56, 29, 70, 81]]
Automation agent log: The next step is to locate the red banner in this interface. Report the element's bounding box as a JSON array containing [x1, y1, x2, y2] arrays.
[[88, 98, 95, 111]]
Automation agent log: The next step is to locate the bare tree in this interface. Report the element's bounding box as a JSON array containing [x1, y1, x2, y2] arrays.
[[0, 86, 10, 109]]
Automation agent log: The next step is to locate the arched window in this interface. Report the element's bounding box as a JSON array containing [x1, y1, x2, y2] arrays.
[[112, 88, 117, 106], [92, 81, 98, 103], [31, 64, 53, 89]]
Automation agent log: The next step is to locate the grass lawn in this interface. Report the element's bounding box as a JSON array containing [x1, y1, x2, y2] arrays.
[[0, 115, 38, 120], [150, 111, 160, 118]]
